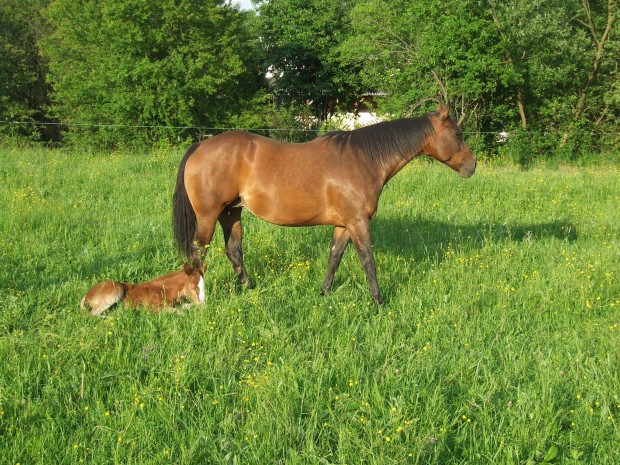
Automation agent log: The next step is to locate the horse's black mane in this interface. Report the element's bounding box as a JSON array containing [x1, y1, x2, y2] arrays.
[[322, 114, 435, 169]]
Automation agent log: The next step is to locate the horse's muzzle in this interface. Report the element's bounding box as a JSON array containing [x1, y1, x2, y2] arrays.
[[459, 158, 477, 178]]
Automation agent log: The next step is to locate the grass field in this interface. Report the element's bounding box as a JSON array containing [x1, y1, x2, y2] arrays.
[[1, 144, 619, 464]]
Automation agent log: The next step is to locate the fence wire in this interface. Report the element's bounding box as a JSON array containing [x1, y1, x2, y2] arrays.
[[0, 119, 616, 138]]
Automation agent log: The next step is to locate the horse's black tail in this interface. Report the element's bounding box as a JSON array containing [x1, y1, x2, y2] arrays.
[[172, 142, 201, 261]]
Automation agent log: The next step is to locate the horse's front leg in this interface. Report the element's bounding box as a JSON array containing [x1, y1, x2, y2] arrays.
[[348, 220, 383, 305], [218, 207, 254, 288], [321, 226, 351, 295]]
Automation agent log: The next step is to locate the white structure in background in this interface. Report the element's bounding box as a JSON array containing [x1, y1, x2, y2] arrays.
[[328, 110, 382, 130], [497, 131, 510, 142], [326, 92, 385, 130]]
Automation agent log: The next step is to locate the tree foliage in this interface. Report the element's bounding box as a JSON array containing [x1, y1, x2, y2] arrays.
[[341, 0, 511, 123], [0, 0, 617, 157], [341, 0, 618, 157], [41, 0, 262, 147], [256, 0, 364, 121], [0, 0, 52, 140]]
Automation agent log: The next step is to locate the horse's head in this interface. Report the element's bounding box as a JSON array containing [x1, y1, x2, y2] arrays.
[[424, 105, 476, 178], [182, 262, 205, 304]]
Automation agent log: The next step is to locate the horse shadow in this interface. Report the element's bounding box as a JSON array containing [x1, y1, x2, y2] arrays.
[[370, 216, 577, 261], [12, 217, 577, 302]]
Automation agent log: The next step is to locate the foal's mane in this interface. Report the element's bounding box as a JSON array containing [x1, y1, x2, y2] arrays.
[[322, 114, 435, 169]]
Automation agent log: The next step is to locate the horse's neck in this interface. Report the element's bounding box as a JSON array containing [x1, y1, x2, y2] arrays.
[[381, 147, 423, 183]]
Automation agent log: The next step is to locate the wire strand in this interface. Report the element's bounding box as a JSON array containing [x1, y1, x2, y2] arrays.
[[0, 120, 616, 136]]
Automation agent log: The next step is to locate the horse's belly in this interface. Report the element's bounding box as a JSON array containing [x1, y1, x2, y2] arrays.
[[240, 190, 330, 226]]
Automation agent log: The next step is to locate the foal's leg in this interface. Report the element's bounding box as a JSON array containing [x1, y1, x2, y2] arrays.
[[321, 226, 351, 295], [218, 207, 254, 288], [348, 220, 383, 305]]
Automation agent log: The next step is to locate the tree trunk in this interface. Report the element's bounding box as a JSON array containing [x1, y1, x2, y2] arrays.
[[517, 89, 527, 130]]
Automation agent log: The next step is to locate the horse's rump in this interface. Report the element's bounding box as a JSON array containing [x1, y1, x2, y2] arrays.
[[81, 280, 127, 316]]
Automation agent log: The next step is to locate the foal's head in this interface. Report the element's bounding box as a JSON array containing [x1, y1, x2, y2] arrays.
[[180, 262, 205, 304], [424, 105, 477, 178]]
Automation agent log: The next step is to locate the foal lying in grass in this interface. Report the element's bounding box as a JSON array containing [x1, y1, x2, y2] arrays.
[[81, 263, 204, 316]]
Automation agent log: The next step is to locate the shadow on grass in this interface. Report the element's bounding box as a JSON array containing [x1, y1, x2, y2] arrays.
[[2, 240, 177, 297], [371, 216, 578, 260], [7, 217, 577, 303]]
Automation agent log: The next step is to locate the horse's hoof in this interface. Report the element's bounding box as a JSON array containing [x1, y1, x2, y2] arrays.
[[239, 276, 255, 289]]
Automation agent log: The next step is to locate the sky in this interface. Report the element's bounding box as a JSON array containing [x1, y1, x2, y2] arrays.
[[233, 0, 255, 10]]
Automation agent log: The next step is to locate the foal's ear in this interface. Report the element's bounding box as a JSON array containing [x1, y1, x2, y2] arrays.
[[183, 262, 192, 275]]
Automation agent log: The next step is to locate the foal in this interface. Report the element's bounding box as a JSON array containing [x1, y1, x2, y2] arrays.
[[81, 263, 205, 316]]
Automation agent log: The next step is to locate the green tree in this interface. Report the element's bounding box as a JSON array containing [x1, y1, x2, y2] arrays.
[[342, 0, 618, 157], [256, 0, 363, 122], [0, 0, 53, 140], [560, 0, 618, 147], [41, 0, 263, 147], [342, 0, 512, 127], [489, 0, 618, 155]]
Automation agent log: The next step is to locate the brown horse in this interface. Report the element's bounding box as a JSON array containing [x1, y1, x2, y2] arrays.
[[173, 105, 476, 304], [81, 263, 204, 316]]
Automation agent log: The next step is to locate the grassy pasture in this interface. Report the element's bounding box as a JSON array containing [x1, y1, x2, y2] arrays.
[[0, 145, 619, 464]]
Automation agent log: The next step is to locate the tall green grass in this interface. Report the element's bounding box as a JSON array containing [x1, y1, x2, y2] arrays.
[[1, 145, 619, 464]]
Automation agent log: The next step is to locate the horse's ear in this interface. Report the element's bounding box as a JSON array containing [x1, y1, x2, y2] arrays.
[[439, 104, 450, 121], [183, 262, 192, 274]]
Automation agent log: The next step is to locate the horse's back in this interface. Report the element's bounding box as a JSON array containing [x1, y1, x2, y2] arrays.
[[122, 282, 162, 309], [186, 132, 301, 175], [182, 131, 381, 226], [183, 132, 322, 222]]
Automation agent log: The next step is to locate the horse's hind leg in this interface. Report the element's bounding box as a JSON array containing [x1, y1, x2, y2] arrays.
[[192, 213, 219, 270], [321, 226, 351, 295], [218, 207, 254, 288]]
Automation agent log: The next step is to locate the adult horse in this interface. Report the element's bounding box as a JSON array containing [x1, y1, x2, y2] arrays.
[[173, 105, 476, 304]]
